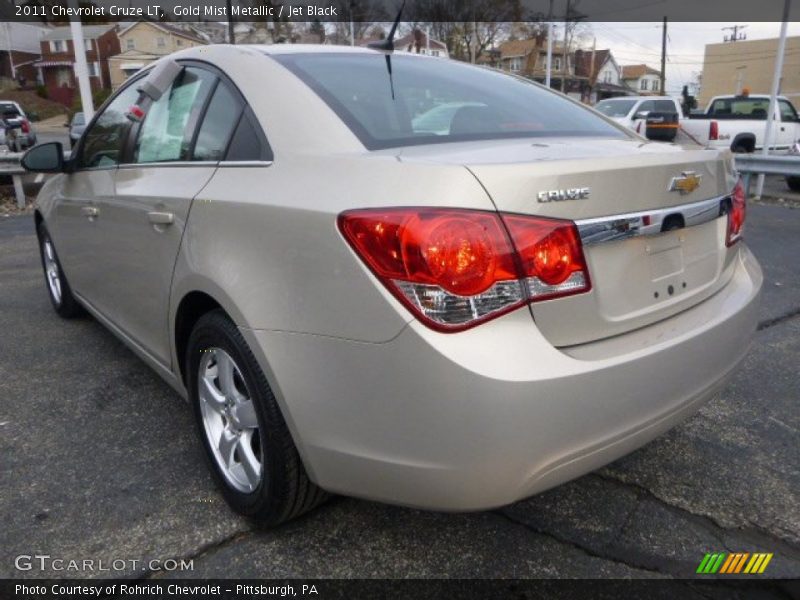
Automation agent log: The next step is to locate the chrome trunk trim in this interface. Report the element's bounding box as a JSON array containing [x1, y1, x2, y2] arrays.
[[575, 194, 730, 246]]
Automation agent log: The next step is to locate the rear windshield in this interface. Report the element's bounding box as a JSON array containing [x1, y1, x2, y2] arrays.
[[274, 53, 625, 150], [594, 99, 637, 117], [708, 98, 770, 120]]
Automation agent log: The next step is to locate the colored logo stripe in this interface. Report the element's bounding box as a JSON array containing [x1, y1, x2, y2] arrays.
[[698, 552, 773, 574]]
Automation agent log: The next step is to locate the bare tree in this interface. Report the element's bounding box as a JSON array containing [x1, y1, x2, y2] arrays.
[[414, 0, 520, 63]]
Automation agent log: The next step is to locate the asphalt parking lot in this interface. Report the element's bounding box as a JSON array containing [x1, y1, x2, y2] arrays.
[[1, 190, 798, 584]]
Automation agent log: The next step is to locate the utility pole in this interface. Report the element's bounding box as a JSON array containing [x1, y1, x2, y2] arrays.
[[545, 0, 553, 88], [226, 0, 234, 44], [660, 17, 667, 94], [561, 0, 570, 93], [350, 1, 355, 46], [755, 0, 790, 198], [67, 0, 94, 120], [722, 24, 748, 43]]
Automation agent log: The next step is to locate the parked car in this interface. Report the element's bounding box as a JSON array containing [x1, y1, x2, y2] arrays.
[[68, 112, 86, 148], [0, 100, 36, 150], [682, 94, 800, 153], [594, 96, 683, 130], [22, 46, 762, 525]]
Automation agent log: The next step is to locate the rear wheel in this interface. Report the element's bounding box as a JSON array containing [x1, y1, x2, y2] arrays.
[[37, 224, 84, 318], [186, 310, 328, 525], [787, 176, 800, 192]]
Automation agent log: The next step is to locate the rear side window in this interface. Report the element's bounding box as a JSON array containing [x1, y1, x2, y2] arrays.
[[709, 98, 770, 119], [78, 83, 140, 168], [192, 81, 243, 161], [225, 107, 272, 161], [134, 67, 215, 163], [274, 53, 624, 150]]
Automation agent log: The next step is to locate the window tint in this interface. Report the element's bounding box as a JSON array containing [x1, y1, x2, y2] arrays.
[[275, 53, 624, 150], [134, 67, 215, 163], [77, 83, 140, 169], [779, 100, 798, 122], [225, 107, 272, 161], [193, 82, 242, 161]]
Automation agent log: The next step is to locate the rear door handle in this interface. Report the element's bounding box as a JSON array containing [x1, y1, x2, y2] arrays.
[[81, 206, 98, 219], [147, 211, 174, 225]]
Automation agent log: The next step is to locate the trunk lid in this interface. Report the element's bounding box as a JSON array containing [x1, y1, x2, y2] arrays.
[[392, 137, 739, 346]]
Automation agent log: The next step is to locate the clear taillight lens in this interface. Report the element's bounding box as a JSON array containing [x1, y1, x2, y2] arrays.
[[338, 208, 591, 331], [726, 178, 746, 246]]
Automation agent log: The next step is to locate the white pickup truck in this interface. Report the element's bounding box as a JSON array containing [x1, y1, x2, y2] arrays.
[[595, 94, 800, 153], [682, 94, 800, 152]]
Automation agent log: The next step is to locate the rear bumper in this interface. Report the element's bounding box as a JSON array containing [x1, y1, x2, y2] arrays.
[[242, 245, 762, 511]]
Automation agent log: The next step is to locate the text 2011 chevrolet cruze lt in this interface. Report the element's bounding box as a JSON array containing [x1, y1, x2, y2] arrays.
[[23, 45, 761, 525]]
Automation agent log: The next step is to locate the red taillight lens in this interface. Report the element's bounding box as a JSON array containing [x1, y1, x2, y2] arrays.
[[21, 119, 30, 134], [726, 178, 746, 246], [338, 208, 590, 331], [709, 120, 719, 141], [503, 216, 590, 299]]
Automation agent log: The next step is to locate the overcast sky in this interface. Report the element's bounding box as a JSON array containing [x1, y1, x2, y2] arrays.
[[587, 21, 800, 95]]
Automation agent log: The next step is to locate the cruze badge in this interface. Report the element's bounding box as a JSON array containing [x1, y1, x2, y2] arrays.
[[537, 187, 590, 203], [669, 171, 702, 195]]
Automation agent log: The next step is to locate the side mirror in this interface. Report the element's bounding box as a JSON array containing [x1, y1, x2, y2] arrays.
[[21, 142, 65, 173], [633, 111, 649, 120]]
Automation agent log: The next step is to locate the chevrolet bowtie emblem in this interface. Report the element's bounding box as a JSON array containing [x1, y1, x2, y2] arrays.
[[669, 171, 702, 195]]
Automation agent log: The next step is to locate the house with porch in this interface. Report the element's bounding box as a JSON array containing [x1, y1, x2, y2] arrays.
[[35, 25, 120, 107]]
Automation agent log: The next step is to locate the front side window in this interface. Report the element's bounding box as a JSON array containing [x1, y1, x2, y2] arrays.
[[779, 100, 798, 122], [275, 53, 625, 150], [133, 67, 215, 163], [77, 83, 140, 169]]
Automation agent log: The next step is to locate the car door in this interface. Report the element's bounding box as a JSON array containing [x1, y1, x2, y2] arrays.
[[778, 100, 799, 149], [98, 65, 243, 366], [50, 82, 141, 304]]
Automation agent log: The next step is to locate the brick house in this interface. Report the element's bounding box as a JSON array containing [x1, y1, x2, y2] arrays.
[[0, 23, 49, 89], [34, 25, 120, 107]]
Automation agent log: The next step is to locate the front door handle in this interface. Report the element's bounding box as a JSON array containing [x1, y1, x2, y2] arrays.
[[147, 211, 174, 225], [81, 206, 99, 219]]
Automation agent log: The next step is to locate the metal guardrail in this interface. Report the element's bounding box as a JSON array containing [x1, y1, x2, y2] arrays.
[[0, 151, 28, 209], [734, 154, 800, 197]]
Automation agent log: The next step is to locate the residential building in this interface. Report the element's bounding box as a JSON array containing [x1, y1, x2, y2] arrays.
[[698, 36, 800, 107], [574, 49, 630, 102], [394, 29, 449, 58], [621, 64, 663, 95], [109, 21, 207, 88], [35, 25, 120, 106], [492, 38, 628, 102], [0, 23, 49, 88]]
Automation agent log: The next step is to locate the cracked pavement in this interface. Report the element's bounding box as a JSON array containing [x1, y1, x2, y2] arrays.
[[1, 199, 798, 582]]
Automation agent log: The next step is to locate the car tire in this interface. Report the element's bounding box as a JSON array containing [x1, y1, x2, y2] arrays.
[[787, 176, 800, 192], [36, 224, 84, 318], [186, 310, 328, 526]]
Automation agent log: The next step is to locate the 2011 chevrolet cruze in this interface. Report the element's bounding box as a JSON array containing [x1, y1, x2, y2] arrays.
[[24, 45, 762, 525]]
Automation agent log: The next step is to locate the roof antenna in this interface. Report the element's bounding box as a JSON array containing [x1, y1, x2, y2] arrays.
[[367, 0, 406, 100]]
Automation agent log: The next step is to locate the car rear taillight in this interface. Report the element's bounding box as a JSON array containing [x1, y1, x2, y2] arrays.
[[20, 119, 30, 134], [726, 178, 746, 246], [338, 208, 591, 331], [709, 121, 719, 141]]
